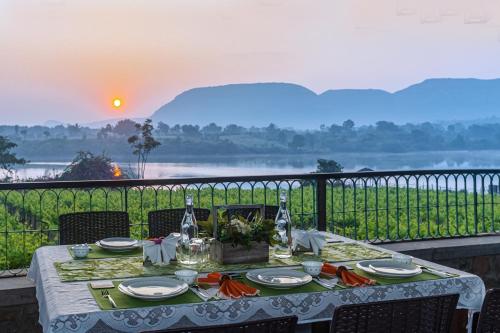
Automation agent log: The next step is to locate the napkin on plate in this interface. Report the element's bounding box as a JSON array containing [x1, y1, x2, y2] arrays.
[[292, 229, 327, 255], [197, 272, 259, 299], [321, 262, 376, 287], [143, 233, 181, 265]]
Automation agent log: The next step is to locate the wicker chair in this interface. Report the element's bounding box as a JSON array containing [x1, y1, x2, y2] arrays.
[[330, 294, 459, 333], [59, 211, 130, 245], [141, 315, 298, 333], [476, 289, 500, 333], [148, 208, 211, 238]]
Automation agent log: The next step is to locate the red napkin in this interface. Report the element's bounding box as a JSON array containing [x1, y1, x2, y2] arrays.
[[146, 237, 164, 245], [197, 272, 260, 299], [321, 263, 376, 287]]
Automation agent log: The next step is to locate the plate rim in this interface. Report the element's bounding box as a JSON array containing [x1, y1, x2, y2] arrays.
[[118, 277, 188, 299], [246, 268, 312, 288], [356, 259, 422, 278], [368, 261, 421, 275], [99, 237, 138, 247]]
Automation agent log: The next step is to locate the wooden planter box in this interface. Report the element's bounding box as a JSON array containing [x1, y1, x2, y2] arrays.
[[210, 240, 269, 264]]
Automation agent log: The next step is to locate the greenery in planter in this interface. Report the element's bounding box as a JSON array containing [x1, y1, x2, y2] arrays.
[[199, 209, 275, 248]]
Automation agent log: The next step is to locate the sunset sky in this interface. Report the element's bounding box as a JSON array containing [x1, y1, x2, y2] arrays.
[[1, 0, 500, 125]]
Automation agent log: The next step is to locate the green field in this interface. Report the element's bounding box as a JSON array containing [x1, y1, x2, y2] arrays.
[[1, 184, 499, 270]]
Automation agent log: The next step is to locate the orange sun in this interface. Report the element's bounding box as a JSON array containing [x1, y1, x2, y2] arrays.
[[113, 98, 122, 109]]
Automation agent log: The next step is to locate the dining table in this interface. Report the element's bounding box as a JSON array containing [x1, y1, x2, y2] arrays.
[[27, 234, 486, 333]]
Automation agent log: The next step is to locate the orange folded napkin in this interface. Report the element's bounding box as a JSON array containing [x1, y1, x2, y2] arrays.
[[197, 272, 260, 299], [321, 262, 376, 287], [197, 272, 222, 286]]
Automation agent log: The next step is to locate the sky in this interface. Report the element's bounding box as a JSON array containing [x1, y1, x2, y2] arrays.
[[1, 0, 500, 125]]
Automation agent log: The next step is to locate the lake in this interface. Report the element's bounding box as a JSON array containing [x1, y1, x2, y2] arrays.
[[12, 150, 500, 180]]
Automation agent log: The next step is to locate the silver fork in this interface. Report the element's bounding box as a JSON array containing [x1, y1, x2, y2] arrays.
[[101, 289, 117, 308], [191, 285, 211, 301], [314, 277, 346, 289]]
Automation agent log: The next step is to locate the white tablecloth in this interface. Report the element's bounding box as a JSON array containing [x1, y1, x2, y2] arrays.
[[27, 236, 485, 333]]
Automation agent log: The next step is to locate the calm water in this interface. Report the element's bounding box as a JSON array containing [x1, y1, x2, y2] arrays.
[[13, 150, 500, 180]]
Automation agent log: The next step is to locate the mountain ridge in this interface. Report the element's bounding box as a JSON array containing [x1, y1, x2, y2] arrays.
[[152, 78, 500, 128]]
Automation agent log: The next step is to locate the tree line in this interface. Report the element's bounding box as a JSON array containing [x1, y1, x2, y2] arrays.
[[4, 119, 500, 159]]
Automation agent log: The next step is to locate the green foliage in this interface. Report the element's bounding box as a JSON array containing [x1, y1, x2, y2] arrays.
[[128, 119, 161, 179], [214, 209, 274, 248], [0, 135, 26, 179], [315, 159, 343, 173], [1, 183, 499, 271], [58, 151, 125, 181]]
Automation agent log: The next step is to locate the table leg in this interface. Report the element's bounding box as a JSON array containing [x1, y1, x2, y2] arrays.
[[451, 309, 470, 333]]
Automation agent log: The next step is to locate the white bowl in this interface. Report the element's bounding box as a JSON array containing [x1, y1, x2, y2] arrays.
[[301, 261, 323, 277], [391, 254, 413, 265], [72, 244, 90, 258], [174, 269, 198, 285]]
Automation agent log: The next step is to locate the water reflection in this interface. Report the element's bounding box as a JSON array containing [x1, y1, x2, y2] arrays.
[[11, 150, 500, 180]]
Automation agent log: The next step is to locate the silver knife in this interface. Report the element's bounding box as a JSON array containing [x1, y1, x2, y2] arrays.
[[313, 277, 334, 289], [190, 287, 210, 301], [106, 294, 118, 308]]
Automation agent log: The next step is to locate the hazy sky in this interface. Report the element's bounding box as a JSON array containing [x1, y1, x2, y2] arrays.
[[1, 0, 500, 125]]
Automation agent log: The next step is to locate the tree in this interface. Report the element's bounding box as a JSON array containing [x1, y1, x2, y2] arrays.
[[67, 124, 81, 137], [342, 119, 355, 129], [97, 124, 113, 140], [315, 159, 343, 173], [43, 131, 50, 139], [157, 122, 170, 136], [20, 129, 27, 140], [0, 136, 26, 179], [181, 124, 201, 137], [113, 119, 139, 136], [289, 134, 305, 150], [224, 124, 245, 135], [128, 119, 161, 179], [58, 151, 125, 181], [202, 123, 222, 137]]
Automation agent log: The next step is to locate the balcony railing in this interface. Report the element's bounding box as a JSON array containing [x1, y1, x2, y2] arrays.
[[1, 169, 500, 277]]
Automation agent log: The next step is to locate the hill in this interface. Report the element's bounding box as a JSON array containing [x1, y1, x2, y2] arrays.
[[152, 78, 500, 128]]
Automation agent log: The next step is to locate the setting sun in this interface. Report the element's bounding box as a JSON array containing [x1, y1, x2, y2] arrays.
[[113, 98, 122, 109]]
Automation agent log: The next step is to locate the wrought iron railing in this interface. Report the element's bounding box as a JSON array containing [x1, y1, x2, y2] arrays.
[[1, 169, 500, 276]]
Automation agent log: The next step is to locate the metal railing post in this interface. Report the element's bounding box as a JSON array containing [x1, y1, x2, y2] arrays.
[[316, 176, 327, 231], [473, 174, 478, 235]]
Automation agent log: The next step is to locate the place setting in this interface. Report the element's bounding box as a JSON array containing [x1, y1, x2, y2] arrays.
[[69, 237, 144, 260], [354, 254, 457, 281]]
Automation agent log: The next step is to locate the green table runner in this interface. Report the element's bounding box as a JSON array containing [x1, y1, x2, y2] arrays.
[[56, 243, 390, 282], [90, 268, 447, 311], [68, 244, 142, 259], [90, 278, 330, 310]]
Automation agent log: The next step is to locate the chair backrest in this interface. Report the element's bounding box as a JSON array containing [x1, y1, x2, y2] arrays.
[[263, 205, 279, 220], [477, 288, 500, 333], [330, 294, 459, 333], [148, 208, 211, 238], [141, 315, 298, 333], [59, 211, 130, 245]]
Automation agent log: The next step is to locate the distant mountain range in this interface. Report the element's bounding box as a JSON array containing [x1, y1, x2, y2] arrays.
[[151, 78, 500, 128]]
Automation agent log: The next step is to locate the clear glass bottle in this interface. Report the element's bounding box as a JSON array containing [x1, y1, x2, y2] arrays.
[[177, 194, 202, 265], [273, 190, 292, 258]]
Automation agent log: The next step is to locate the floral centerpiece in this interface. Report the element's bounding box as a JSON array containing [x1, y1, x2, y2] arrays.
[[201, 206, 274, 264]]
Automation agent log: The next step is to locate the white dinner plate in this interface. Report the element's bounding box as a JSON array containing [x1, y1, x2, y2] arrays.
[[118, 277, 188, 300], [96, 238, 141, 252], [246, 268, 312, 289], [357, 260, 422, 278], [99, 237, 138, 248]]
